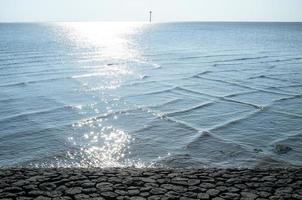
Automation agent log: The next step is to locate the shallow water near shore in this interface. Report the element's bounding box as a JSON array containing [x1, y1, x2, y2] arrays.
[[0, 22, 302, 168]]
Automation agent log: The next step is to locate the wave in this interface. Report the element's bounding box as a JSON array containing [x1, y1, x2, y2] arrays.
[[72, 105, 161, 127], [165, 101, 214, 117], [174, 86, 264, 109], [260, 57, 302, 64], [254, 156, 298, 168], [124, 87, 177, 98], [196, 76, 296, 97], [0, 50, 111, 64], [0, 105, 75, 123], [151, 63, 161, 69], [159, 116, 200, 132], [276, 84, 302, 90], [270, 110, 302, 118], [149, 98, 182, 109], [0, 76, 72, 87], [274, 94, 302, 102], [184, 130, 256, 168], [209, 109, 261, 132], [0, 82, 28, 87], [224, 90, 258, 98], [0, 54, 109, 69], [132, 115, 200, 134], [139, 75, 150, 80], [190, 70, 212, 78], [213, 56, 270, 63], [0, 67, 85, 78], [248, 74, 298, 84], [222, 97, 264, 110], [123, 77, 291, 111], [172, 86, 213, 97], [186, 131, 241, 149], [158, 154, 210, 168]]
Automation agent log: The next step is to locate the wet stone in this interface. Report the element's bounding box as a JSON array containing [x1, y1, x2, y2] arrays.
[[34, 196, 51, 200], [206, 189, 220, 196], [212, 197, 224, 200], [52, 197, 72, 200], [188, 179, 200, 186], [140, 192, 150, 197], [65, 187, 82, 195], [241, 191, 258, 200], [0, 168, 301, 199], [148, 195, 162, 200], [150, 188, 166, 195], [141, 178, 156, 183], [183, 191, 197, 198], [179, 197, 196, 200], [74, 194, 90, 200], [220, 192, 240, 199], [115, 190, 127, 195], [17, 197, 32, 200], [165, 191, 179, 199], [81, 182, 95, 188], [90, 197, 105, 200], [197, 193, 210, 199], [12, 180, 27, 187], [28, 190, 45, 197], [101, 191, 118, 198], [128, 189, 140, 196], [274, 144, 292, 154], [130, 197, 146, 200], [82, 187, 97, 193], [200, 182, 215, 189], [39, 183, 56, 191], [2, 187, 23, 193]]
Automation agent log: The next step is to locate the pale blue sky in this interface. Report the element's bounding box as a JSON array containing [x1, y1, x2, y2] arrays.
[[0, 0, 302, 22]]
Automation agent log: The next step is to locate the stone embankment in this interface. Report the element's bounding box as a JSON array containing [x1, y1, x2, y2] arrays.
[[0, 168, 302, 200]]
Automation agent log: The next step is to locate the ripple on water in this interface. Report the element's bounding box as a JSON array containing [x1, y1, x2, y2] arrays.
[[1, 22, 302, 168]]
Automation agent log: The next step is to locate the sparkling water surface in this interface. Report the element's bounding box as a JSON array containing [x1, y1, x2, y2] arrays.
[[0, 22, 302, 168]]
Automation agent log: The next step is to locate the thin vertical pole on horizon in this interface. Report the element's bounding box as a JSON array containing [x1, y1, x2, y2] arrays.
[[149, 11, 152, 22]]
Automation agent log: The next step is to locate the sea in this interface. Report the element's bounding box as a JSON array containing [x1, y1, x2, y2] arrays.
[[0, 22, 302, 168]]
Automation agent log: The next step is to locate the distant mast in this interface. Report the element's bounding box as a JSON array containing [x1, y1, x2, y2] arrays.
[[149, 11, 152, 22]]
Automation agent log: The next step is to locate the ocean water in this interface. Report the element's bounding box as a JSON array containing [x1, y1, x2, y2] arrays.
[[0, 22, 302, 168]]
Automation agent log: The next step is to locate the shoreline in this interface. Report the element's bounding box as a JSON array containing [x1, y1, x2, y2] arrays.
[[0, 168, 301, 199]]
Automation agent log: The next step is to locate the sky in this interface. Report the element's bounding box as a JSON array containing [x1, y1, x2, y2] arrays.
[[0, 0, 302, 22]]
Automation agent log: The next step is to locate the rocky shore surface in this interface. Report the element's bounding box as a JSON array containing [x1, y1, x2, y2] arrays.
[[0, 168, 302, 200]]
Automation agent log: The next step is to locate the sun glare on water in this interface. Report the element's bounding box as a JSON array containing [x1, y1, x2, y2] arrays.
[[60, 22, 147, 59], [51, 22, 151, 168]]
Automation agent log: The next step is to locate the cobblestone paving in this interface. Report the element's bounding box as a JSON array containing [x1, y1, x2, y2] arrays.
[[0, 168, 302, 200]]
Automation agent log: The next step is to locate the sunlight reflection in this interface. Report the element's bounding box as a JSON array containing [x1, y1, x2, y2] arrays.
[[50, 22, 150, 168], [59, 22, 146, 59], [58, 22, 148, 91]]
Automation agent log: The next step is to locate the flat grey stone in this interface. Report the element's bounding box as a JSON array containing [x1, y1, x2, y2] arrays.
[[128, 189, 140, 196], [240, 192, 258, 200], [147, 195, 162, 200], [197, 193, 210, 199], [206, 189, 220, 196], [130, 197, 146, 200], [65, 187, 82, 195], [34, 196, 51, 200], [220, 192, 240, 199], [150, 188, 166, 195], [74, 194, 90, 200], [101, 191, 118, 198], [141, 178, 156, 183], [39, 183, 56, 191], [188, 179, 200, 186]]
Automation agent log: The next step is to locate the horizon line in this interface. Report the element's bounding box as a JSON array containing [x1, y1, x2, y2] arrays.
[[0, 20, 302, 23]]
